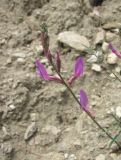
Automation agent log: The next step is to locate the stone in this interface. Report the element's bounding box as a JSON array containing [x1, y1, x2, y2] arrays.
[[41, 58, 48, 64], [42, 152, 64, 160], [12, 52, 26, 58], [68, 154, 77, 160], [35, 45, 43, 54], [105, 32, 116, 42], [102, 42, 109, 53], [96, 154, 105, 160], [109, 73, 116, 78], [107, 53, 118, 64], [95, 29, 105, 45], [103, 22, 121, 30], [110, 153, 117, 160], [115, 66, 121, 73], [111, 28, 120, 34], [8, 104, 16, 111], [64, 153, 77, 160], [30, 113, 39, 122], [91, 64, 102, 72], [116, 106, 121, 118], [16, 58, 25, 65], [41, 125, 61, 136], [6, 58, 12, 65], [87, 54, 98, 63], [57, 31, 90, 52], [24, 122, 37, 141], [87, 51, 102, 63], [116, 155, 121, 160], [2, 126, 11, 141], [1, 143, 14, 158]]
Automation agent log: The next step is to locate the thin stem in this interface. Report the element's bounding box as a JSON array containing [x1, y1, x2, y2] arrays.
[[111, 113, 121, 127], [50, 60, 121, 148], [109, 130, 121, 148], [112, 72, 121, 83]]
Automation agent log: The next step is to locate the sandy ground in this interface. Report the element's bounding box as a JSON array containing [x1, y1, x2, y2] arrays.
[[1, 0, 121, 159]]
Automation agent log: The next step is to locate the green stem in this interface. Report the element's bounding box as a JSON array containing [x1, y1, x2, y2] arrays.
[[109, 130, 121, 148], [111, 113, 121, 127], [112, 72, 121, 83]]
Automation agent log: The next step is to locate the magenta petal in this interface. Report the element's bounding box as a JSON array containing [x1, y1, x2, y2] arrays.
[[68, 57, 84, 85], [49, 75, 62, 83], [108, 43, 121, 59], [75, 57, 84, 77], [35, 59, 50, 80], [35, 59, 63, 83], [80, 89, 89, 111]]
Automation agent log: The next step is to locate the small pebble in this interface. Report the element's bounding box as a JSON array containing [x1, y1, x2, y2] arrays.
[[92, 64, 102, 72], [95, 154, 105, 160], [115, 66, 121, 73], [95, 29, 105, 45], [24, 122, 37, 141], [107, 53, 118, 64], [102, 42, 109, 53], [16, 58, 25, 65], [116, 106, 121, 118], [105, 32, 116, 42]]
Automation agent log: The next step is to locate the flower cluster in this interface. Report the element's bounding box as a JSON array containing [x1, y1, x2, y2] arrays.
[[34, 25, 121, 148], [35, 23, 93, 116], [35, 51, 92, 114]]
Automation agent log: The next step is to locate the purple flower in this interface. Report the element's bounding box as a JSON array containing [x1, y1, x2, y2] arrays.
[[56, 51, 61, 73], [80, 89, 95, 117], [35, 59, 62, 83], [108, 43, 121, 59], [68, 57, 84, 85], [80, 89, 89, 111]]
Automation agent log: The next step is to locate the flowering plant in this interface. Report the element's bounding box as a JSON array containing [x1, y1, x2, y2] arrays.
[[35, 23, 121, 149]]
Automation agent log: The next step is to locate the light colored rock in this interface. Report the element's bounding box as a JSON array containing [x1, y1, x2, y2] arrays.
[[117, 155, 121, 160], [68, 154, 77, 160], [41, 58, 48, 64], [109, 73, 116, 78], [57, 31, 90, 52], [87, 54, 98, 63], [30, 113, 39, 122], [105, 32, 116, 42], [111, 28, 120, 33], [24, 122, 37, 140], [102, 42, 109, 53], [12, 52, 26, 58], [6, 58, 12, 65], [41, 125, 61, 136], [115, 66, 121, 73], [64, 153, 77, 160], [35, 45, 43, 54], [96, 154, 105, 160], [2, 126, 11, 141], [91, 64, 102, 72], [16, 58, 25, 65], [42, 152, 64, 160], [8, 104, 16, 110], [107, 53, 118, 64], [87, 51, 102, 63], [116, 106, 121, 118], [1, 143, 14, 156], [95, 29, 105, 45], [110, 153, 117, 160], [103, 22, 121, 30]]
